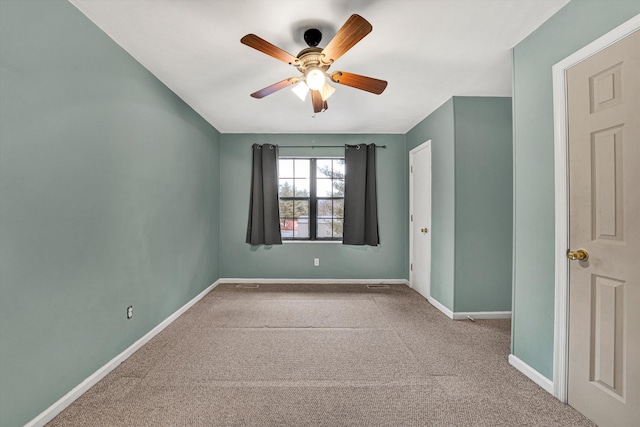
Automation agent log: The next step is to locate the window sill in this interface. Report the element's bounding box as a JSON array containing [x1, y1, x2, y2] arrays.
[[283, 240, 342, 244]]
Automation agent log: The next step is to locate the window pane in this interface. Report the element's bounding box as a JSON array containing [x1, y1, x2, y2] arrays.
[[333, 159, 345, 178], [316, 159, 332, 178], [317, 214, 333, 239], [278, 156, 344, 240], [333, 179, 345, 197], [317, 199, 332, 216], [316, 178, 333, 197], [279, 179, 294, 197], [280, 218, 295, 239], [294, 178, 309, 197], [294, 159, 309, 178], [333, 218, 344, 238], [279, 200, 293, 218], [279, 159, 294, 178], [294, 200, 309, 238], [333, 199, 344, 218], [295, 222, 309, 238], [293, 200, 309, 219]]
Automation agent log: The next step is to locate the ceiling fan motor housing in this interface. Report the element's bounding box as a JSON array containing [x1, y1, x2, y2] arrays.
[[303, 28, 322, 47], [295, 47, 332, 75]]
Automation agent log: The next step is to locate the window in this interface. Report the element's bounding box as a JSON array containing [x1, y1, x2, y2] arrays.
[[278, 157, 345, 241]]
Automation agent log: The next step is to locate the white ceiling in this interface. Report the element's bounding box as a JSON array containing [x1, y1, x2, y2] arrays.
[[69, 0, 569, 134]]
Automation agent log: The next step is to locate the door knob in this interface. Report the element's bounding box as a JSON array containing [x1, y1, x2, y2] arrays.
[[421, 227, 428, 233], [567, 249, 589, 261]]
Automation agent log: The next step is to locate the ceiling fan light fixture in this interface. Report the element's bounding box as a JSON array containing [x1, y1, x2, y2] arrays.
[[242, 14, 387, 113], [292, 81, 309, 101], [305, 68, 325, 91], [320, 82, 335, 101]]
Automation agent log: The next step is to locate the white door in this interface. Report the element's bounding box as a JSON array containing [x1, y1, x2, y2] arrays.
[[566, 29, 640, 427], [410, 141, 432, 299]]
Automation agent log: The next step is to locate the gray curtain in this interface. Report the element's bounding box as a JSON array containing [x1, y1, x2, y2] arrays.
[[246, 144, 282, 245], [343, 144, 379, 246]]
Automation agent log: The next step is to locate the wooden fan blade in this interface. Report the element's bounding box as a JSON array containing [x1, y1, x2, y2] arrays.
[[241, 34, 298, 65], [311, 90, 323, 113], [330, 71, 387, 94], [250, 78, 297, 99], [321, 14, 372, 63]]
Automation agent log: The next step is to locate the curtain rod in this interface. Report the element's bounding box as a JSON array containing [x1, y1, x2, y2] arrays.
[[279, 145, 387, 149]]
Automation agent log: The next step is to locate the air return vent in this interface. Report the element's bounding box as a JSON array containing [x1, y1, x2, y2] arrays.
[[236, 284, 260, 289], [367, 284, 390, 289]]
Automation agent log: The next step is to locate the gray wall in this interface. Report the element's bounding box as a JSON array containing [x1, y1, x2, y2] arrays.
[[219, 134, 407, 280], [0, 1, 221, 426], [405, 97, 513, 313], [511, 0, 640, 380], [454, 97, 513, 312], [406, 99, 456, 308]]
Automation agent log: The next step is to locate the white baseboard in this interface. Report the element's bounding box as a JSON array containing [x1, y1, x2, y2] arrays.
[[509, 354, 554, 395], [25, 280, 222, 427], [427, 296, 454, 319], [452, 311, 512, 320], [218, 278, 411, 285], [426, 296, 511, 320]]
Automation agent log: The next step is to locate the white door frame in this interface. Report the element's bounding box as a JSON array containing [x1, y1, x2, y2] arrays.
[[551, 14, 640, 403], [409, 140, 432, 292]]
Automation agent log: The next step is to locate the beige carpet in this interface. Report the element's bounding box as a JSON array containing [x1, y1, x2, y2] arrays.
[[48, 283, 595, 426]]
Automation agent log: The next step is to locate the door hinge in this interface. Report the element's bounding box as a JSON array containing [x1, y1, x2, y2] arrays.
[[411, 214, 413, 222], [411, 165, 413, 173], [410, 263, 413, 271]]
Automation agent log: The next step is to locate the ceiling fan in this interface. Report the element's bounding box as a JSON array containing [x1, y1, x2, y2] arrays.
[[241, 14, 388, 114]]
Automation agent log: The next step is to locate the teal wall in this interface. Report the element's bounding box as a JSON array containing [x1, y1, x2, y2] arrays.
[[0, 1, 221, 426], [512, 0, 640, 380], [219, 134, 407, 279], [454, 97, 513, 312], [405, 97, 513, 313], [405, 99, 456, 309]]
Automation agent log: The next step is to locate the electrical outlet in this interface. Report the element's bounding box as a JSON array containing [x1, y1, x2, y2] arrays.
[[127, 305, 133, 319], [314, 258, 320, 266]]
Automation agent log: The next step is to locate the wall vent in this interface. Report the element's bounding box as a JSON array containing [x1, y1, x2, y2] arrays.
[[235, 284, 260, 289], [367, 284, 390, 289]]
